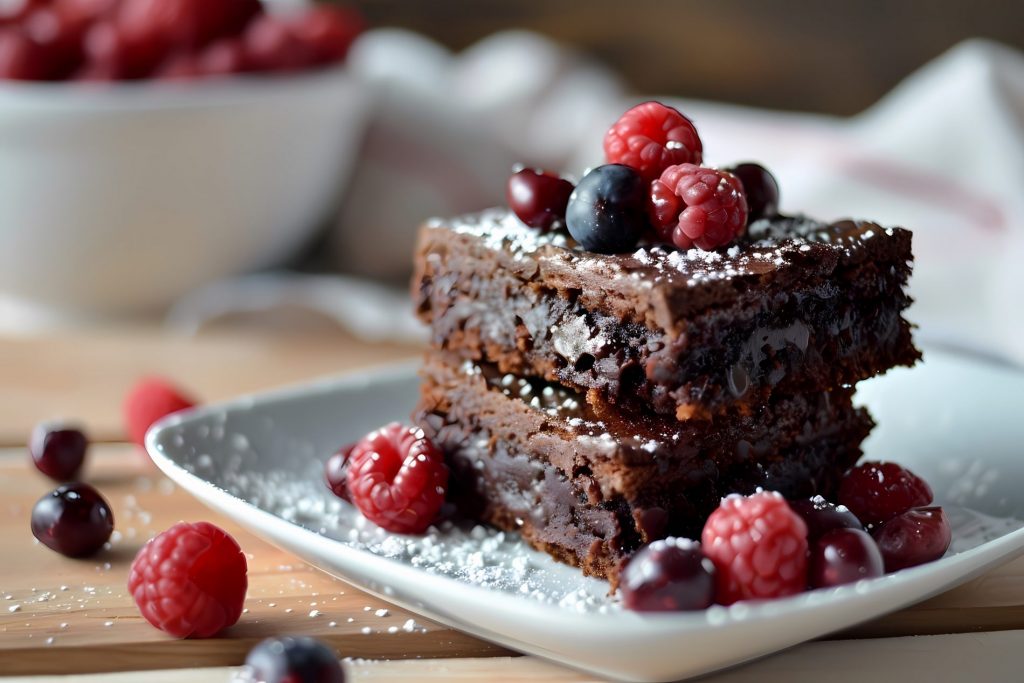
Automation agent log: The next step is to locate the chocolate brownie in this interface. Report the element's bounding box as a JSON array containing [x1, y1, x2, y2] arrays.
[[413, 208, 919, 420], [415, 352, 873, 584]]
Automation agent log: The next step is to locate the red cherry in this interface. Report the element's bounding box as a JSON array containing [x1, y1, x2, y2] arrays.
[[621, 538, 716, 611], [197, 38, 248, 76], [23, 6, 90, 80], [839, 461, 933, 527], [788, 496, 864, 541], [289, 5, 363, 64], [243, 14, 315, 73], [809, 528, 884, 588], [872, 506, 952, 572], [507, 168, 575, 231], [0, 0, 46, 26], [0, 28, 48, 80]]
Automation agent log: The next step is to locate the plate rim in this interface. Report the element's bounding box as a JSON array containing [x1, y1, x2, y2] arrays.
[[145, 350, 1024, 681]]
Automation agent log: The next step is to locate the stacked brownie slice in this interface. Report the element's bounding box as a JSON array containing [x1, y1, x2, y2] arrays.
[[412, 208, 919, 584]]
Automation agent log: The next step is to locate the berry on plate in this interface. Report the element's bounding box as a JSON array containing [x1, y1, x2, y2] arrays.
[[565, 164, 646, 254], [29, 422, 89, 481], [838, 461, 933, 527], [123, 376, 197, 447], [872, 506, 951, 572], [245, 636, 345, 683], [346, 423, 449, 534], [31, 482, 114, 558], [701, 491, 808, 604], [603, 101, 702, 182], [128, 521, 247, 638], [621, 537, 716, 612], [649, 163, 748, 251], [809, 527, 884, 588], [507, 168, 574, 231], [788, 495, 864, 542]]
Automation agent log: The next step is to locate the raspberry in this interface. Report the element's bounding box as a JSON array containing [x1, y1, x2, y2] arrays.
[[603, 101, 703, 182], [128, 521, 247, 638], [346, 423, 448, 534], [838, 461, 933, 527], [701, 491, 808, 604], [649, 164, 748, 251], [123, 376, 197, 446]]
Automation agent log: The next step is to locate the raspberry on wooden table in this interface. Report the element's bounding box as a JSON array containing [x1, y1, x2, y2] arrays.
[[123, 376, 196, 447], [128, 521, 247, 638], [649, 163, 748, 251], [346, 422, 448, 534], [838, 461, 933, 527], [701, 491, 808, 604], [603, 101, 703, 182]]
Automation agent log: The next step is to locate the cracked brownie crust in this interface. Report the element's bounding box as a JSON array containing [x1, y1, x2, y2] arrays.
[[413, 209, 920, 420]]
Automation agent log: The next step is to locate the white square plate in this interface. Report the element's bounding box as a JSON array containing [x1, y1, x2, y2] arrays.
[[147, 349, 1024, 682]]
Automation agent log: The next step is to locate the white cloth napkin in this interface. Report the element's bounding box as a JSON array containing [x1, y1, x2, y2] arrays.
[[171, 34, 1024, 366]]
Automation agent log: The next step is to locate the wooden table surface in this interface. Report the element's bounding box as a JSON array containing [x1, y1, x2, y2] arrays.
[[2, 327, 1023, 681]]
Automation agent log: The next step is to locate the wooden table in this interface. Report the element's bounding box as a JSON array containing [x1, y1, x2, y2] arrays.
[[2, 328, 1023, 681]]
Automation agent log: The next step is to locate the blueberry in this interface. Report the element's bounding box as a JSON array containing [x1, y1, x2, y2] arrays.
[[565, 164, 646, 253], [31, 483, 114, 558], [728, 162, 780, 221], [245, 636, 345, 683]]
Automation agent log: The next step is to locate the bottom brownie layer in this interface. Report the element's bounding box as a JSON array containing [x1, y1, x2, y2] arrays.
[[415, 353, 873, 585]]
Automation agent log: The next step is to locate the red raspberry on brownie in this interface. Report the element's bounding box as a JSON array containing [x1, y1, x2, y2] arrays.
[[650, 163, 748, 251], [701, 491, 808, 604], [346, 422, 448, 534], [604, 101, 703, 182], [128, 521, 247, 638]]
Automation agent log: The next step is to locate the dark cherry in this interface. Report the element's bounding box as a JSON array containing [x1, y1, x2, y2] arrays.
[[507, 168, 575, 231], [324, 443, 355, 503], [621, 537, 715, 611], [809, 528, 884, 588], [788, 495, 864, 541], [728, 162, 780, 221], [31, 483, 114, 558], [245, 636, 345, 683], [872, 506, 951, 572], [838, 461, 933, 527], [565, 164, 646, 254], [30, 422, 89, 481]]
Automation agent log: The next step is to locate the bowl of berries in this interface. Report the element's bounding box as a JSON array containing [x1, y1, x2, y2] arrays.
[[0, 0, 369, 315]]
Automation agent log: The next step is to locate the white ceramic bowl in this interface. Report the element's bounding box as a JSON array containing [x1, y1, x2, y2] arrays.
[[0, 68, 369, 315]]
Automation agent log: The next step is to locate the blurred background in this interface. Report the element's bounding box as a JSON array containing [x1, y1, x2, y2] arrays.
[[1, 0, 1023, 365], [355, 0, 1024, 115]]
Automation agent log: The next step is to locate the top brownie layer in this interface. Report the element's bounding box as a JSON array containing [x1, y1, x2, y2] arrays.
[[414, 209, 920, 419]]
